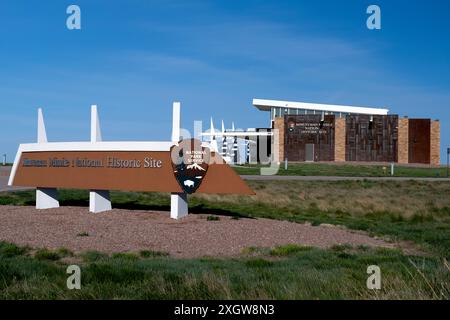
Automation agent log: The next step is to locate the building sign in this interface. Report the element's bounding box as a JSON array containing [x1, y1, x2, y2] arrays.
[[287, 119, 332, 135], [11, 140, 254, 195]]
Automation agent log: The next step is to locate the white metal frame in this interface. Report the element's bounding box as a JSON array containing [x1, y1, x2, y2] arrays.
[[8, 102, 188, 219], [253, 98, 389, 115]]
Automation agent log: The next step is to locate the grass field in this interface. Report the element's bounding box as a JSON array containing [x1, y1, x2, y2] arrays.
[[233, 163, 449, 178], [1, 242, 449, 299], [0, 180, 449, 299]]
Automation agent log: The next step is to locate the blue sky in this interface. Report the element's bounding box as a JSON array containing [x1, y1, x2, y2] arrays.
[[0, 0, 449, 162]]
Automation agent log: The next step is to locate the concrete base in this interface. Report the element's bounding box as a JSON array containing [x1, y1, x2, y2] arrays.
[[89, 190, 112, 213], [36, 188, 60, 209], [170, 193, 188, 219]]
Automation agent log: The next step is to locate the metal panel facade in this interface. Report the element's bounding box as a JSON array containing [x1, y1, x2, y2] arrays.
[[345, 115, 398, 162]]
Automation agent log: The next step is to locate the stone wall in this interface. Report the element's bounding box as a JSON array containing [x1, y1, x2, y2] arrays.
[[397, 118, 409, 164], [273, 117, 285, 162], [430, 120, 441, 166], [334, 117, 346, 162]]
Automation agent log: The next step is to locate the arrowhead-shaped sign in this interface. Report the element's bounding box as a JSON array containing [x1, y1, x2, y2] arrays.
[[171, 139, 210, 194]]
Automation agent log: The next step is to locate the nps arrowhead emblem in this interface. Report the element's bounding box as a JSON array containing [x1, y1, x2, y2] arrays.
[[171, 139, 210, 194]]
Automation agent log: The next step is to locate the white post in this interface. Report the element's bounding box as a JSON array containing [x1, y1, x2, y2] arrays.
[[90, 104, 102, 142], [89, 190, 111, 213], [2, 154, 5, 166], [172, 102, 181, 142], [89, 105, 112, 213], [36, 188, 60, 209], [37, 108, 48, 144], [171, 101, 188, 219], [36, 108, 60, 209], [171, 192, 188, 219]]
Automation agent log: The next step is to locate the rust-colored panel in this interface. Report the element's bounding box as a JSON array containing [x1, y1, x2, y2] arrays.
[[408, 119, 431, 164], [12, 151, 254, 195], [345, 115, 398, 162]]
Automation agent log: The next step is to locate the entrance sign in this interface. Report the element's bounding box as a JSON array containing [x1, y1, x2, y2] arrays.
[[11, 149, 253, 194], [8, 103, 254, 219]]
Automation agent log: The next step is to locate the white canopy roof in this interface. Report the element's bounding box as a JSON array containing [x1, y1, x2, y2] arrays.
[[253, 98, 389, 115]]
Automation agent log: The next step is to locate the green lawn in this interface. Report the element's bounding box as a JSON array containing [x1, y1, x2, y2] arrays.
[[0, 179, 449, 299], [1, 241, 448, 299], [233, 163, 449, 178]]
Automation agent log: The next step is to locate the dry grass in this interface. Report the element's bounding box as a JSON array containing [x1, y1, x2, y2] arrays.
[[1, 180, 449, 256], [193, 180, 450, 218]]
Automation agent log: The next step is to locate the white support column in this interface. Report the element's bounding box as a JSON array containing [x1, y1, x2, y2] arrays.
[[170, 193, 188, 219], [91, 104, 102, 142], [37, 108, 48, 144], [36, 188, 60, 209], [172, 102, 181, 142], [36, 108, 60, 210], [89, 105, 112, 213], [171, 101, 188, 219], [89, 190, 112, 213]]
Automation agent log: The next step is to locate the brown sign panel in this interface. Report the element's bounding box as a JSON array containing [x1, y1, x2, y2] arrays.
[[12, 149, 255, 195]]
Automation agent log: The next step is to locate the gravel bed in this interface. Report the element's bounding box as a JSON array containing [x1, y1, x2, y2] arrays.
[[0, 205, 394, 258]]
